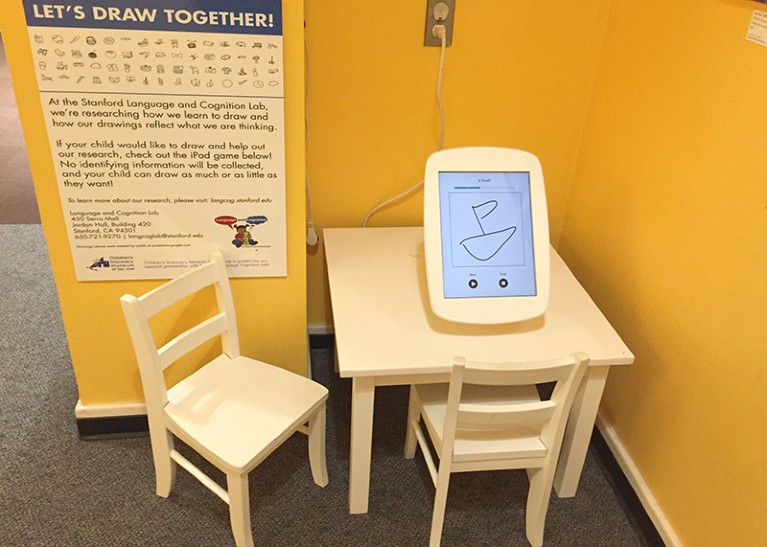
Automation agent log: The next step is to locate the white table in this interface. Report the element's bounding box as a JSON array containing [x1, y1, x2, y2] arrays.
[[324, 227, 634, 514]]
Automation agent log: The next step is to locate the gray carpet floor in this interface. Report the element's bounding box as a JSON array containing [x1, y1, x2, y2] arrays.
[[0, 224, 644, 546]]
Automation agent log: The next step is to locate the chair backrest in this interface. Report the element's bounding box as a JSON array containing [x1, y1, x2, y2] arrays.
[[120, 252, 239, 416], [442, 353, 589, 461]]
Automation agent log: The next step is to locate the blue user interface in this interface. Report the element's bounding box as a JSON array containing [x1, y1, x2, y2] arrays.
[[438, 171, 536, 299]]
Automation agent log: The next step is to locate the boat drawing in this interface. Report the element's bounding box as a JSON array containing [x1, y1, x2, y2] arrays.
[[459, 200, 517, 261]]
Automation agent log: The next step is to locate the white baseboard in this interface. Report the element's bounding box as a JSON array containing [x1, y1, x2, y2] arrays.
[[307, 323, 334, 336], [75, 399, 147, 419], [596, 413, 681, 547]]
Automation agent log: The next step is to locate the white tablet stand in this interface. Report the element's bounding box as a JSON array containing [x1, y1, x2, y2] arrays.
[[424, 147, 550, 324]]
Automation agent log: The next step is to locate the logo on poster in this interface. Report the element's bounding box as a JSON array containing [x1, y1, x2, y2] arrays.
[[87, 257, 110, 270], [215, 214, 268, 248]]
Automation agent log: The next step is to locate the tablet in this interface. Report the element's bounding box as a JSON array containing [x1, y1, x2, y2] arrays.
[[423, 147, 550, 324]]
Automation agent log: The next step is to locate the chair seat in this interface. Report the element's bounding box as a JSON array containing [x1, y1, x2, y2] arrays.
[[416, 383, 548, 462], [165, 355, 328, 473]]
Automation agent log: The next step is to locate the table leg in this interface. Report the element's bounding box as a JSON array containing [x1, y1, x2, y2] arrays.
[[553, 365, 610, 497], [349, 376, 375, 514]]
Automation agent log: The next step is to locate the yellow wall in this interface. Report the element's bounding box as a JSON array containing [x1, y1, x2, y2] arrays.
[[9, 0, 763, 540], [0, 2, 307, 406], [559, 1, 767, 545], [305, 1, 612, 325]]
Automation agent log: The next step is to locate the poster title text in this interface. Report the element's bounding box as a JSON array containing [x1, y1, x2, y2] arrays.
[[30, 5, 274, 27]]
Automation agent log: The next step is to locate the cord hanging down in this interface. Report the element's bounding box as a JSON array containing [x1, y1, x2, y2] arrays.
[[362, 25, 448, 227], [304, 14, 319, 246]]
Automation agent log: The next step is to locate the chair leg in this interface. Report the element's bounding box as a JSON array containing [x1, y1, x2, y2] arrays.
[[429, 465, 452, 547], [227, 473, 255, 547], [308, 405, 329, 487], [404, 386, 419, 459], [151, 427, 177, 498], [525, 467, 554, 547]]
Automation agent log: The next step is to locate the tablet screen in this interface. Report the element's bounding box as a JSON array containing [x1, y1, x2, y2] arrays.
[[438, 171, 536, 299]]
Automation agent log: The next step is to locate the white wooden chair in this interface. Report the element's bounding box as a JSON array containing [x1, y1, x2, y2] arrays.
[[404, 352, 589, 547], [120, 251, 328, 547]]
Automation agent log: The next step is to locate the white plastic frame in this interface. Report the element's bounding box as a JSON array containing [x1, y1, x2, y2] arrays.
[[424, 147, 550, 324]]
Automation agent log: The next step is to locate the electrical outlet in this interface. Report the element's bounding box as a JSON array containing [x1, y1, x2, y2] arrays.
[[424, 0, 455, 47]]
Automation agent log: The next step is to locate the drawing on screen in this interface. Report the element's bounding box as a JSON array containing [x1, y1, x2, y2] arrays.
[[459, 200, 517, 261]]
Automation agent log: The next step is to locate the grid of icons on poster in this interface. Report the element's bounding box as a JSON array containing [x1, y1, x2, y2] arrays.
[[29, 27, 283, 96]]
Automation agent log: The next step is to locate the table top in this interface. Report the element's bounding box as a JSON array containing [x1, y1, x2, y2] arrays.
[[324, 227, 634, 378]]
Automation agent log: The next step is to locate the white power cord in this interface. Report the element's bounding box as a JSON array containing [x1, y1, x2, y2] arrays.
[[362, 24, 448, 227], [434, 24, 447, 151], [304, 8, 319, 246], [306, 175, 319, 245]]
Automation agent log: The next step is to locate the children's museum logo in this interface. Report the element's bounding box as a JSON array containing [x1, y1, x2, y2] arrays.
[[215, 215, 268, 248], [87, 257, 110, 270]]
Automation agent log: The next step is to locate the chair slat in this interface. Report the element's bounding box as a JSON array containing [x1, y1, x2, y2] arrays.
[[139, 261, 218, 317], [463, 362, 574, 386], [170, 449, 230, 504], [414, 423, 439, 487], [157, 313, 227, 370], [457, 400, 556, 430]]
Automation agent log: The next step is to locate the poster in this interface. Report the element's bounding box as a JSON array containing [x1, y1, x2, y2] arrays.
[[746, 10, 767, 47], [23, 0, 287, 280]]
